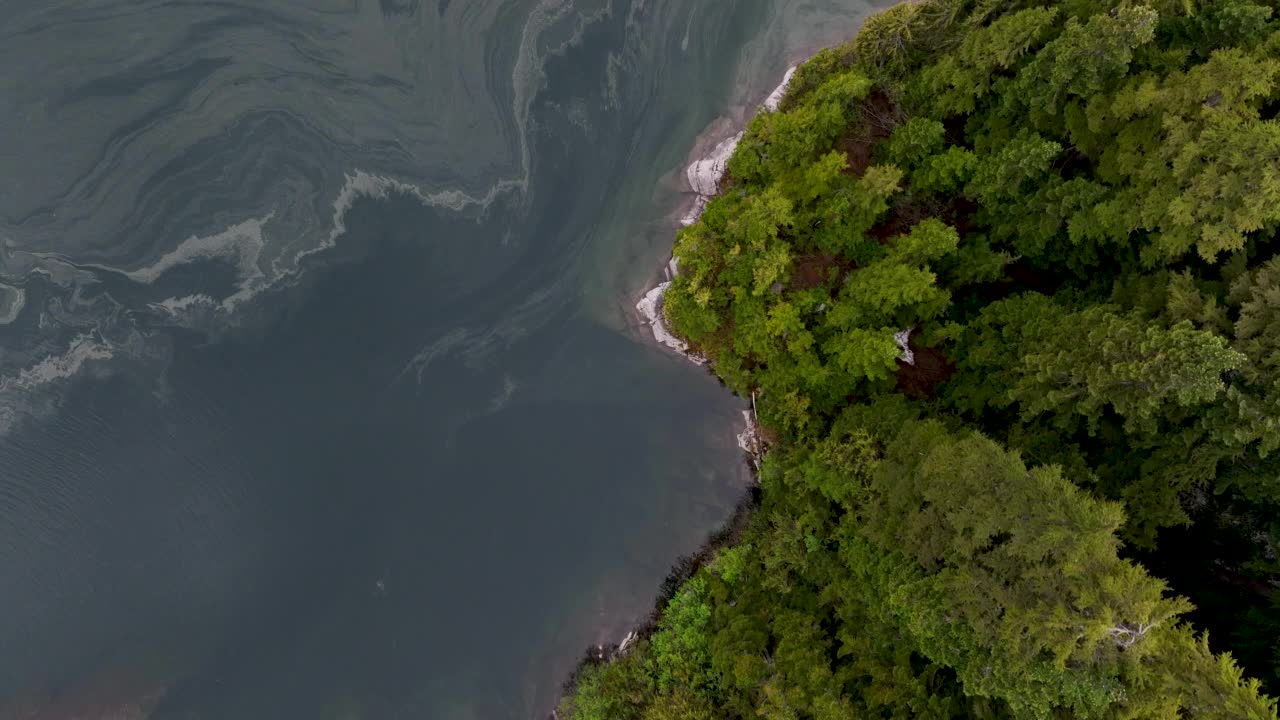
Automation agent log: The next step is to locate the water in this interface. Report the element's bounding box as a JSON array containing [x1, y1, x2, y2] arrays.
[[0, 1, 887, 717]]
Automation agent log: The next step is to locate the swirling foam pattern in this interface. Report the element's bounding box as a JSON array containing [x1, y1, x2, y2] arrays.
[[0, 0, 584, 432]]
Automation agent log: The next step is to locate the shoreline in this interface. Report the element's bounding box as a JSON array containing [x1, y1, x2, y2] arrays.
[[551, 64, 803, 714], [634, 63, 797, 351], [561, 27, 921, 712], [552, 0, 1280, 710], [554, 485, 762, 718], [633, 65, 798, 453]]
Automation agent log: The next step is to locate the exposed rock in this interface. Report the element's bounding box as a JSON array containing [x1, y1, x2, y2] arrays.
[[685, 131, 743, 198], [679, 195, 708, 227], [762, 65, 797, 111], [617, 630, 638, 653], [894, 328, 915, 366], [637, 65, 800, 364], [678, 66, 795, 227], [736, 409, 760, 459], [635, 282, 705, 364]]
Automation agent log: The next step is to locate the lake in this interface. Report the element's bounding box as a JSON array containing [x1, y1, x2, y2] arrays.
[[0, 1, 886, 717]]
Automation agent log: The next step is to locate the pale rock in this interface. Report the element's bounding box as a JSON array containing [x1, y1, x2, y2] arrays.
[[618, 631, 637, 653], [736, 409, 759, 457], [636, 65, 801, 364], [679, 195, 707, 227], [894, 328, 915, 366], [685, 132, 743, 198], [762, 66, 798, 112], [635, 282, 706, 365]]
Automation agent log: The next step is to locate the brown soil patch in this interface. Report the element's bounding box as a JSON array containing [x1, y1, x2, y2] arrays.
[[940, 197, 979, 236], [871, 195, 979, 246], [869, 202, 924, 244], [838, 89, 901, 177], [790, 253, 839, 289], [860, 88, 905, 134], [757, 423, 782, 446], [1006, 260, 1064, 295], [837, 133, 880, 179], [895, 335, 957, 398]]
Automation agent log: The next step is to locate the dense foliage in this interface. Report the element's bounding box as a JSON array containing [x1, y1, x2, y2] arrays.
[[562, 0, 1280, 716]]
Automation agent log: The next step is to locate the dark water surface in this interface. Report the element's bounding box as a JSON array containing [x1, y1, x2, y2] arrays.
[[0, 1, 883, 717]]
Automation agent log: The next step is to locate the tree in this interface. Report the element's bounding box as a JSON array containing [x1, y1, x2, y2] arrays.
[[919, 6, 1062, 116], [861, 420, 1276, 719], [1011, 6, 1158, 117], [568, 1, 1280, 715], [958, 295, 1245, 433]]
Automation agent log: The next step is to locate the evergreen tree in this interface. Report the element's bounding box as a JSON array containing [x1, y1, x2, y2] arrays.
[[564, 0, 1280, 715]]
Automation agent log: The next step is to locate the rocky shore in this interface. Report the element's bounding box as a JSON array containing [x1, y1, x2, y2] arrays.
[[633, 66, 799, 460]]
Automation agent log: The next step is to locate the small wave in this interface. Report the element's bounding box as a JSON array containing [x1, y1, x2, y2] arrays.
[[398, 327, 479, 387], [398, 280, 562, 390]]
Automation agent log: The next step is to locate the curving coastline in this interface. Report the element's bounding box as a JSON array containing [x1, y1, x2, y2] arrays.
[[634, 65, 797, 365], [566, 0, 1280, 711], [566, 63, 802, 680], [630, 66, 802, 469]]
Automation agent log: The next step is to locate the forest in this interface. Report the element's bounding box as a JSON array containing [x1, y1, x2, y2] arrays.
[[561, 0, 1280, 716]]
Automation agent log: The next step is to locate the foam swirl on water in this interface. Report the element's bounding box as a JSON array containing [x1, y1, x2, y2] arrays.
[[0, 0, 600, 435]]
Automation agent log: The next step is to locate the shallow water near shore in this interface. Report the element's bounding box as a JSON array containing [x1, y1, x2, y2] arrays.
[[0, 1, 887, 717]]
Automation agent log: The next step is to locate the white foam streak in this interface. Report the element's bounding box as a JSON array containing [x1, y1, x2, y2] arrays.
[[326, 170, 513, 247], [0, 0, 604, 438], [0, 333, 116, 434], [116, 215, 272, 285], [81, 0, 590, 321], [122, 168, 520, 321], [0, 284, 25, 325], [398, 328, 475, 386], [510, 0, 576, 199], [154, 293, 216, 313], [0, 334, 113, 394], [488, 373, 518, 413]]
